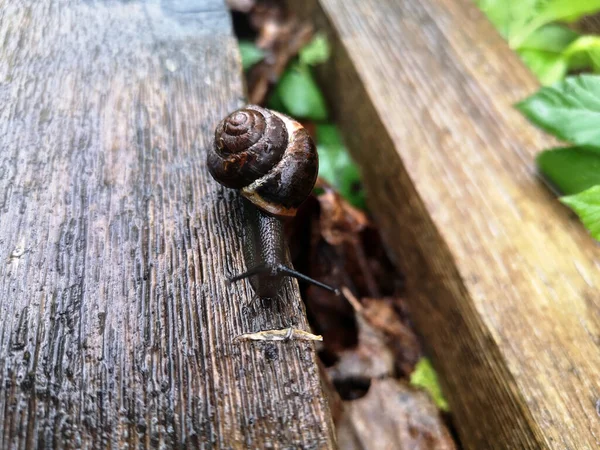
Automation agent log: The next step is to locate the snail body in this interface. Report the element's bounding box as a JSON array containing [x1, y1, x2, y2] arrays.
[[208, 105, 337, 298], [237, 202, 289, 298]]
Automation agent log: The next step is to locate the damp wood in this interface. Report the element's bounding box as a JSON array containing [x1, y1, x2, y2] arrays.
[[0, 1, 335, 448], [289, 0, 600, 449]]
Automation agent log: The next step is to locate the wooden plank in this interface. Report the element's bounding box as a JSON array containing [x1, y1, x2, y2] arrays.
[[0, 1, 335, 448], [288, 0, 600, 448]]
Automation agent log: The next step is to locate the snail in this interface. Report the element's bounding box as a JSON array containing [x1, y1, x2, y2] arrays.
[[207, 105, 339, 299]]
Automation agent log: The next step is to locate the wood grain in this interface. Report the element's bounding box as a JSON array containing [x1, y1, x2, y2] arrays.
[[0, 1, 334, 448], [289, 0, 600, 448]]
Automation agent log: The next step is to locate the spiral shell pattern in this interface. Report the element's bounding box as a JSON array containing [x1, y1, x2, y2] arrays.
[[208, 105, 288, 189], [208, 105, 318, 217]]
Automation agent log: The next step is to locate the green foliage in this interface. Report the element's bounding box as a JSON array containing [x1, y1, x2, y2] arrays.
[[537, 147, 600, 195], [516, 74, 600, 239], [410, 358, 449, 411], [266, 88, 286, 112], [516, 75, 600, 147], [300, 33, 331, 66], [480, 0, 600, 239], [519, 29, 600, 85], [477, 0, 537, 40], [562, 35, 600, 73], [273, 34, 331, 121], [517, 49, 568, 85], [478, 0, 600, 47], [267, 34, 366, 209], [517, 24, 578, 84], [316, 124, 366, 209], [561, 186, 600, 239], [519, 23, 580, 53], [238, 41, 264, 70], [509, 0, 600, 48], [275, 63, 328, 121], [476, 0, 600, 84]]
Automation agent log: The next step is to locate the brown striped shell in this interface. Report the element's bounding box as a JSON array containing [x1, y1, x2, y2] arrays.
[[207, 105, 318, 217]]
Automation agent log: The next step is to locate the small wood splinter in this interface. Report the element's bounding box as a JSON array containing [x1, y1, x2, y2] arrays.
[[234, 327, 323, 342]]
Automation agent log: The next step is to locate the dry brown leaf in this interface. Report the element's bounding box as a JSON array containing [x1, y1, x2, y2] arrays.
[[297, 190, 419, 377], [361, 297, 422, 376], [305, 283, 358, 354], [245, 2, 314, 104], [325, 289, 420, 383], [317, 188, 369, 247], [315, 187, 381, 297], [337, 378, 457, 450], [326, 311, 395, 383]]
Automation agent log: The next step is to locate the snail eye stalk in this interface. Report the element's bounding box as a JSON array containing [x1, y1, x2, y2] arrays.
[[227, 263, 270, 283], [228, 263, 339, 295], [276, 265, 340, 295]]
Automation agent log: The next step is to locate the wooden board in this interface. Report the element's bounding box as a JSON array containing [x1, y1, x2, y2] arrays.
[[289, 0, 600, 448], [0, 1, 334, 448]]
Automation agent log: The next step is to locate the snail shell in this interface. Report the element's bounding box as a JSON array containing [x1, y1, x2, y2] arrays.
[[207, 105, 318, 217]]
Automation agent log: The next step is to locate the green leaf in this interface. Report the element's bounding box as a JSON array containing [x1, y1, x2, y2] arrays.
[[510, 0, 600, 48], [518, 24, 579, 53], [518, 32, 600, 85], [316, 124, 366, 209], [238, 41, 264, 70], [568, 49, 594, 72], [300, 33, 330, 66], [516, 75, 600, 147], [518, 49, 568, 85], [410, 358, 449, 411], [537, 147, 600, 195], [561, 185, 600, 239], [266, 88, 286, 112], [276, 63, 328, 121], [476, 0, 537, 40], [476, 0, 600, 49], [563, 35, 600, 73], [518, 34, 600, 85], [516, 25, 579, 85]]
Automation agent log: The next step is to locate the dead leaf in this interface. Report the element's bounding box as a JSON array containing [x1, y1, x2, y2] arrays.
[[306, 283, 359, 355], [325, 288, 420, 384], [337, 378, 457, 450], [315, 187, 381, 297], [317, 188, 369, 247], [326, 311, 395, 384], [293, 191, 420, 378], [245, 2, 314, 104], [361, 296, 422, 376]]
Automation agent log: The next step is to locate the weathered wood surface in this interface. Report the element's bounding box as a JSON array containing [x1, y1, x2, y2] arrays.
[[0, 1, 335, 448], [290, 0, 600, 448]]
